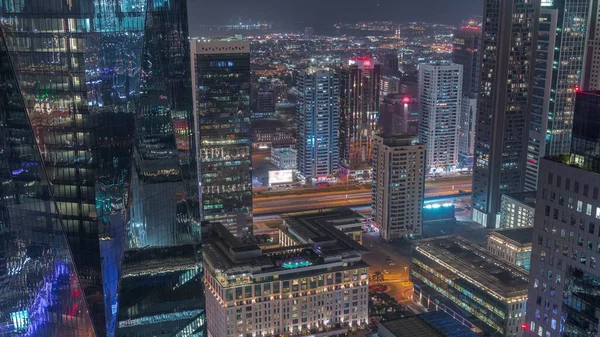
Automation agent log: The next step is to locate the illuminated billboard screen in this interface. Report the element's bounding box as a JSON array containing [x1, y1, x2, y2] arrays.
[[269, 170, 294, 185]]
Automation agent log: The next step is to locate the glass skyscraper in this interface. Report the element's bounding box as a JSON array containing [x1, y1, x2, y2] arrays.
[[472, 0, 539, 228], [340, 57, 381, 178], [0, 1, 204, 336], [525, 0, 592, 191], [191, 39, 253, 238]]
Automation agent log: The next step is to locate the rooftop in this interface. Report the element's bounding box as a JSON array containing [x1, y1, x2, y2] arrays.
[[374, 133, 419, 147], [503, 191, 537, 208], [491, 227, 534, 246], [282, 208, 368, 254], [203, 216, 368, 281], [380, 311, 480, 337], [413, 236, 529, 300]]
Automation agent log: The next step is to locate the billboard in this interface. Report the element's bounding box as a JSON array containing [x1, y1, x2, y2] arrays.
[[269, 170, 294, 185]]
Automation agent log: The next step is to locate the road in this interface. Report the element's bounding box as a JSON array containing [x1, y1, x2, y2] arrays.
[[253, 176, 472, 215]]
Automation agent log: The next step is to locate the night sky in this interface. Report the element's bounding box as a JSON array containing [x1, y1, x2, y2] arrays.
[[187, 0, 482, 35]]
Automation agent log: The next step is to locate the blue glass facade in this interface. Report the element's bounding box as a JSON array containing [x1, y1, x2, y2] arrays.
[[0, 1, 203, 336]]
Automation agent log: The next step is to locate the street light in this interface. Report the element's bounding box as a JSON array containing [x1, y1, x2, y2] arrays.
[[404, 266, 408, 280]]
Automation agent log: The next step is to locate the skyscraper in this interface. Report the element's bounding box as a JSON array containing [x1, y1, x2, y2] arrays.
[[191, 38, 253, 238], [457, 95, 477, 168], [525, 0, 592, 191], [583, 0, 600, 90], [472, 0, 539, 228], [0, 1, 204, 336], [452, 24, 481, 96], [452, 24, 481, 170], [418, 62, 463, 173], [296, 67, 340, 179], [340, 57, 381, 178], [372, 134, 426, 240], [524, 92, 600, 335]]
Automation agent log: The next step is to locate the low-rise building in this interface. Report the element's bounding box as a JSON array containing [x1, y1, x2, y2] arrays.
[[282, 208, 365, 244], [411, 236, 529, 337], [378, 311, 481, 337], [487, 227, 533, 270], [270, 147, 297, 170], [203, 219, 369, 337], [499, 191, 536, 229]]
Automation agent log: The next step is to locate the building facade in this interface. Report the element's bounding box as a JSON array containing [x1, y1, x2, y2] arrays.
[[411, 236, 529, 337], [372, 134, 425, 240], [525, 91, 600, 337], [487, 227, 533, 270], [340, 58, 381, 176], [452, 24, 481, 96], [525, 0, 592, 191], [0, 1, 204, 336], [203, 221, 369, 337], [524, 156, 600, 337], [499, 191, 537, 229], [191, 38, 253, 237], [270, 147, 298, 170], [472, 0, 539, 228], [418, 62, 462, 173], [457, 94, 477, 169], [296, 67, 340, 179], [583, 0, 600, 91], [379, 94, 419, 136], [569, 91, 600, 171], [380, 75, 402, 99]]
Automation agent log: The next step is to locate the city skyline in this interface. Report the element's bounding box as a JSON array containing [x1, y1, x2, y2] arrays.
[[4, 0, 600, 336]]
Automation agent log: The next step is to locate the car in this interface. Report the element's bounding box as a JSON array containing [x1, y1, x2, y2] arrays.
[[389, 262, 396, 266], [383, 270, 390, 275]]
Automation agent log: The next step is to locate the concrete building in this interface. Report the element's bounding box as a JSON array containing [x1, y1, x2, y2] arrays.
[[487, 227, 533, 270], [192, 38, 253, 237], [525, 0, 593, 191], [472, 0, 539, 228], [457, 94, 477, 169], [411, 236, 529, 337], [380, 75, 402, 98], [270, 147, 297, 170], [378, 311, 481, 337], [296, 67, 340, 179], [282, 208, 365, 244], [418, 62, 462, 173], [499, 191, 537, 229], [340, 57, 381, 177], [379, 94, 419, 136], [203, 220, 369, 337], [372, 134, 426, 240]]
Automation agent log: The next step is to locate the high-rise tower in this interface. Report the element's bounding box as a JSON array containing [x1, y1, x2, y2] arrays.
[[340, 58, 381, 178], [524, 0, 592, 191], [191, 38, 253, 238], [524, 91, 600, 337], [472, 0, 539, 228], [452, 24, 481, 96], [296, 67, 340, 179], [0, 1, 204, 336], [418, 62, 463, 173]]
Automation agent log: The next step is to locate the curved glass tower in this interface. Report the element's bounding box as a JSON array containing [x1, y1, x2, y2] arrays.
[[0, 1, 204, 336]]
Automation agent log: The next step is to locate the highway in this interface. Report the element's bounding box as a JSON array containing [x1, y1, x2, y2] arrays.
[[253, 175, 472, 215]]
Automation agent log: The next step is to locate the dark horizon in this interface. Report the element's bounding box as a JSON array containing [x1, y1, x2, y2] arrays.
[[187, 0, 482, 35]]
